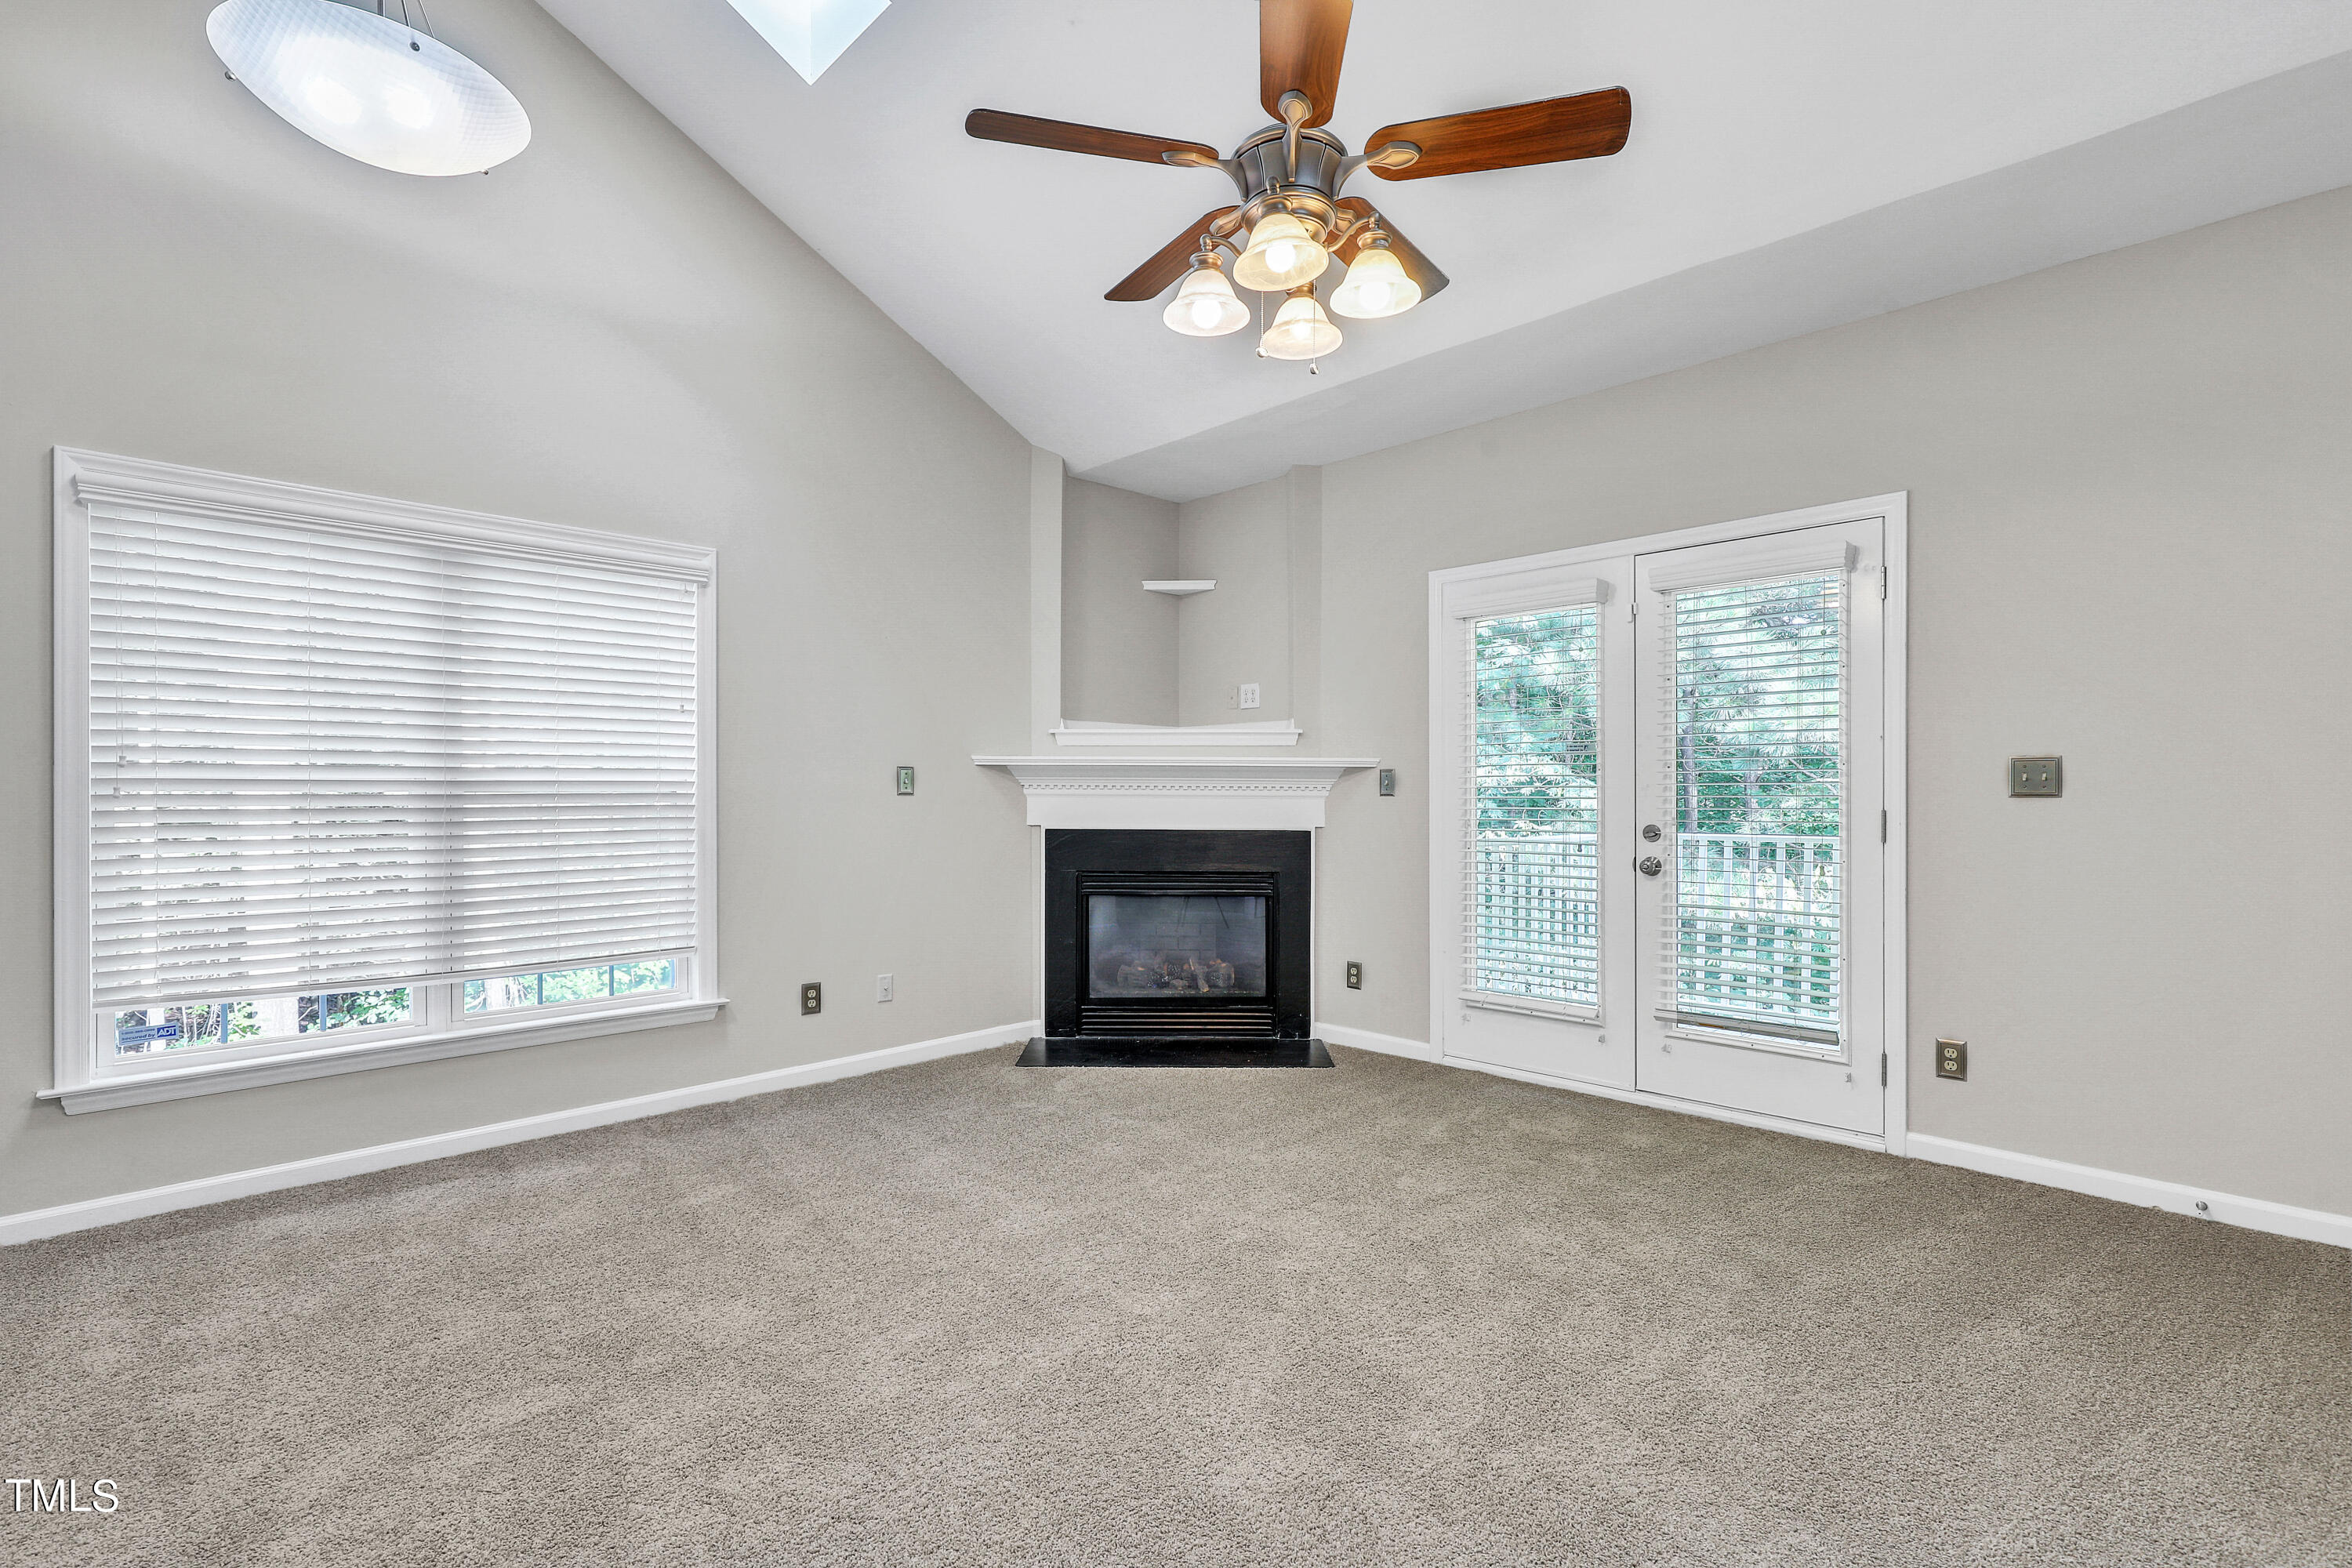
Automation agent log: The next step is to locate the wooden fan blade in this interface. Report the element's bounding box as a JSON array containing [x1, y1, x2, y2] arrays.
[[1334, 198, 1449, 301], [1106, 208, 1243, 302], [966, 109, 1219, 167], [1367, 88, 1632, 180], [1260, 0, 1352, 129]]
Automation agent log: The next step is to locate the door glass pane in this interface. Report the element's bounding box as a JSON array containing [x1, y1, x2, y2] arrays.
[[1668, 572, 1843, 1045], [1469, 605, 1600, 1007]]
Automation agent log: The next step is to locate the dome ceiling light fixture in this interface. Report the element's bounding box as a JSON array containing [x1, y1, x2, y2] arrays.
[[967, 0, 1630, 367], [208, 0, 531, 177]]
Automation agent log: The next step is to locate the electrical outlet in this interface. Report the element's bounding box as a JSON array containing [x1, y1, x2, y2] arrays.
[[1239, 683, 1261, 710], [1378, 769, 1396, 797], [1345, 960, 1363, 989], [800, 982, 822, 1015], [876, 973, 893, 1003], [2009, 757, 2061, 797], [1935, 1037, 1967, 1080]]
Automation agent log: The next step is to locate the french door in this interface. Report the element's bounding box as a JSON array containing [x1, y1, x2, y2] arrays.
[[1433, 508, 1894, 1138]]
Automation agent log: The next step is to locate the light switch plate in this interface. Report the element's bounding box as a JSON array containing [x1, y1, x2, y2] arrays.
[[876, 973, 893, 1003], [2009, 756, 2061, 797], [895, 765, 915, 796], [1378, 769, 1396, 797], [1238, 683, 1261, 710]]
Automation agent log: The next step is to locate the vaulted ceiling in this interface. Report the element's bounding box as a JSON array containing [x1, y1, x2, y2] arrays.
[[535, 1, 2352, 499]]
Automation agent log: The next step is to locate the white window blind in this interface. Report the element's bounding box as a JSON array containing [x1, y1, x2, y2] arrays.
[[1464, 601, 1602, 1011], [1655, 568, 1845, 1047], [88, 503, 703, 1009]]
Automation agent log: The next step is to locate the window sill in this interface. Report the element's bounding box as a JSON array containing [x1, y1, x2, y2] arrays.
[[40, 996, 728, 1114]]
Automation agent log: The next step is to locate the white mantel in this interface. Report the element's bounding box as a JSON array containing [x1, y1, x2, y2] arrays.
[[972, 756, 1380, 831]]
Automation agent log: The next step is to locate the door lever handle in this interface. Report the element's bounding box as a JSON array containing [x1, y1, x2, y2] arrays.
[[1638, 856, 1663, 877]]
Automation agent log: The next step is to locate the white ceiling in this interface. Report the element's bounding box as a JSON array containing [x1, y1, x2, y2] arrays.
[[532, 1, 2352, 499]]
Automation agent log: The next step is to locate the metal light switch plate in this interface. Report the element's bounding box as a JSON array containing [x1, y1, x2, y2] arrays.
[[1377, 769, 1396, 797], [895, 765, 916, 796], [2009, 757, 2062, 797]]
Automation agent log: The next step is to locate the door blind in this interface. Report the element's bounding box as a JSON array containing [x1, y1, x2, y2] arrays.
[[1465, 603, 1601, 1009], [87, 504, 702, 1009], [1654, 569, 1845, 1046]]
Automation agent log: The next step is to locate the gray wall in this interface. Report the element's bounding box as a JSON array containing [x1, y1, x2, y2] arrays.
[[2, 0, 1036, 1213], [1061, 477, 1177, 726], [1301, 183, 2352, 1215], [1175, 478, 1293, 724], [1064, 470, 1323, 739]]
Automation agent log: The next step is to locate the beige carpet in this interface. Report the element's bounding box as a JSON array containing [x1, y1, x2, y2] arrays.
[[3, 1044, 2347, 1567]]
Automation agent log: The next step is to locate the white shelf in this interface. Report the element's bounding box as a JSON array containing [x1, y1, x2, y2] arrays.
[[1051, 719, 1301, 748], [1142, 579, 1214, 597]]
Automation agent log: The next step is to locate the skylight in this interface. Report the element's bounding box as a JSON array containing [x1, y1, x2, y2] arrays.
[[722, 0, 890, 85]]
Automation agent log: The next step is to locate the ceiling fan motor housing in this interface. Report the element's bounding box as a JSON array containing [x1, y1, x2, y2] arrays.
[[1229, 125, 1350, 234]]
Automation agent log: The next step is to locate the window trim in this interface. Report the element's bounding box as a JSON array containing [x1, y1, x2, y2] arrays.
[[48, 448, 724, 1114]]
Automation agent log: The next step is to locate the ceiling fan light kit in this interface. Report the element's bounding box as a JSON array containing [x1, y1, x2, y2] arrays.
[[1233, 208, 1330, 292], [967, 0, 1630, 367], [1261, 287, 1343, 361], [1163, 256, 1253, 338], [1329, 236, 1418, 320]]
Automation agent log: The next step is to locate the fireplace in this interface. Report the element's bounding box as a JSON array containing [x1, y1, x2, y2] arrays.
[[1044, 829, 1312, 1041]]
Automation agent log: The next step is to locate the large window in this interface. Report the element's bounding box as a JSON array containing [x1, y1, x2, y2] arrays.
[[50, 449, 720, 1112]]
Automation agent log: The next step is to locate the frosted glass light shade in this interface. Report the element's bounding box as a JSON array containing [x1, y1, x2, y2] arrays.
[[208, 0, 531, 176], [1260, 291, 1342, 361], [1163, 260, 1250, 337], [1232, 210, 1330, 292], [1330, 242, 1422, 320]]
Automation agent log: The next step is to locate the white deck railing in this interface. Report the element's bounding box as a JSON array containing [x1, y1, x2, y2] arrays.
[[1470, 829, 1842, 1029], [1669, 831, 1841, 1030], [1470, 834, 1599, 1004]]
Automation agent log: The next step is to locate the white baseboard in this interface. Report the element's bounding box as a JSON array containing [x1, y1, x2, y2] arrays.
[[1442, 1051, 1891, 1153], [1319, 1029, 2345, 1253], [17, 1021, 2342, 1259], [1909, 1133, 2352, 1252], [2, 1019, 1040, 1248], [1314, 1022, 1442, 1062]]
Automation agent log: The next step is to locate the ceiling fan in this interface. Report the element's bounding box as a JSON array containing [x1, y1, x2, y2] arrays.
[[966, 0, 1630, 362]]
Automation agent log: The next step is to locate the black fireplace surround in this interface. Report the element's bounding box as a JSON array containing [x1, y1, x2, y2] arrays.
[[1044, 829, 1312, 1042]]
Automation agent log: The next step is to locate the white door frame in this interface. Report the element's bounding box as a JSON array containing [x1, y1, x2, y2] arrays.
[[1426, 492, 1910, 1155]]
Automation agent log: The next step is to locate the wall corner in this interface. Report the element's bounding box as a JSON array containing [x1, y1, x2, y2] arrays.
[[1029, 447, 1065, 750]]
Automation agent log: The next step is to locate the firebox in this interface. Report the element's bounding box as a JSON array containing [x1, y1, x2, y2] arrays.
[[1044, 829, 1312, 1041]]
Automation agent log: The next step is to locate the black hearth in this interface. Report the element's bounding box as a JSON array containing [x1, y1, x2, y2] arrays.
[[1043, 829, 1313, 1044]]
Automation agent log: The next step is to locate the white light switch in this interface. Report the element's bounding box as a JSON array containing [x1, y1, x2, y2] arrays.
[[1238, 683, 1261, 710], [876, 973, 893, 1003]]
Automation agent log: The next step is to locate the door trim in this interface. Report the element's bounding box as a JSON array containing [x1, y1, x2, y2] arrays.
[[1427, 492, 1910, 1153]]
